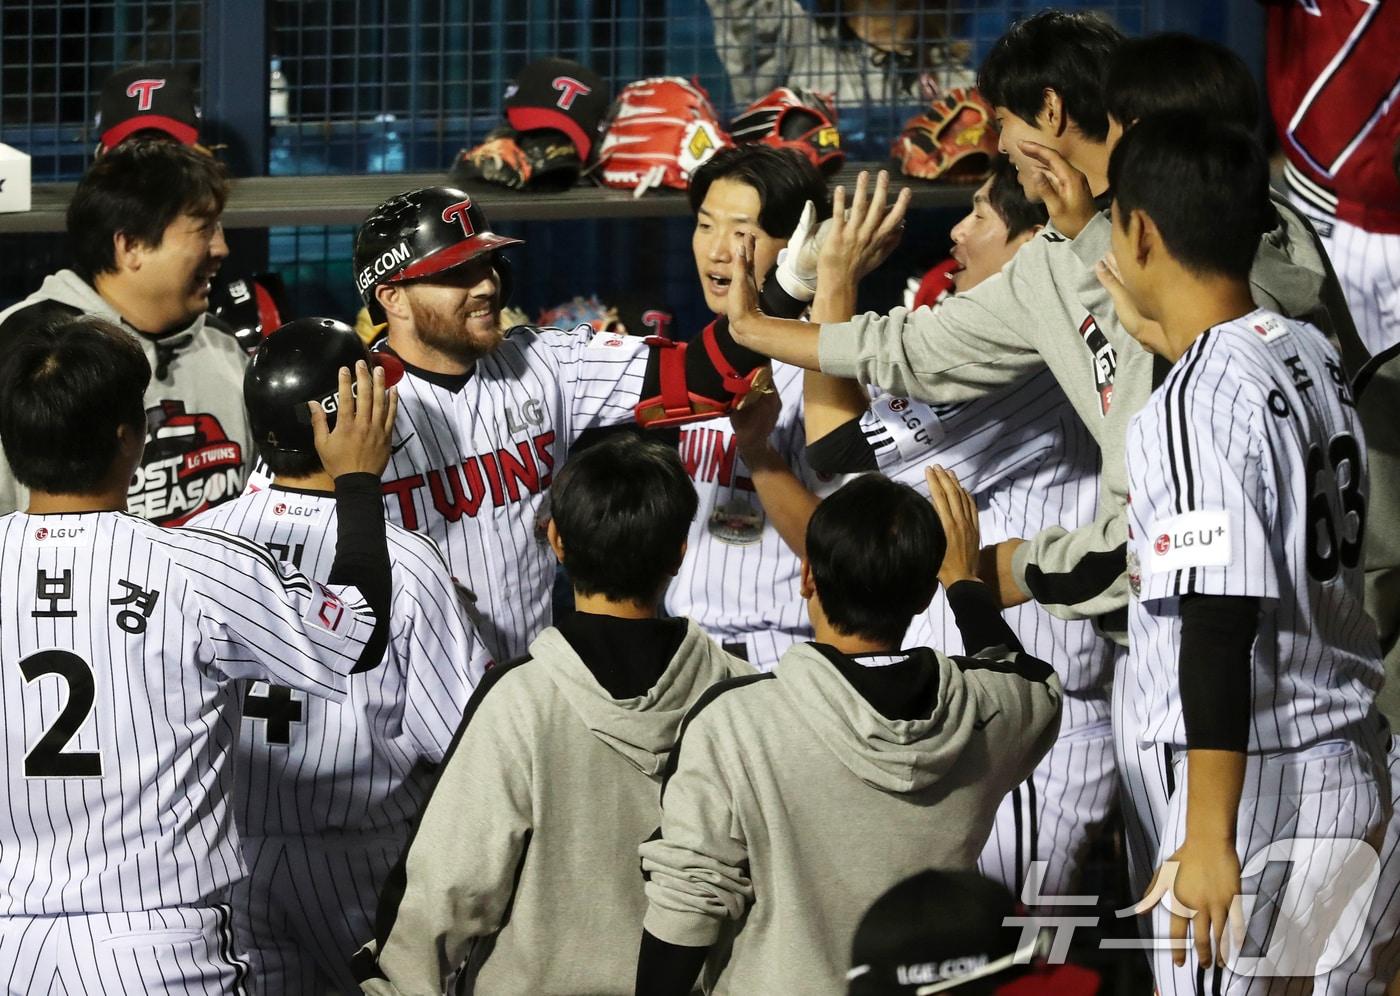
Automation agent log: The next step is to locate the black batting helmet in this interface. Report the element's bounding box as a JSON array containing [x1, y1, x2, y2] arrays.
[[353, 186, 524, 317], [244, 317, 404, 457]]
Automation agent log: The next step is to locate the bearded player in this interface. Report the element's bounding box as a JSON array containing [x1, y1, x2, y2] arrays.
[[354, 186, 809, 662]]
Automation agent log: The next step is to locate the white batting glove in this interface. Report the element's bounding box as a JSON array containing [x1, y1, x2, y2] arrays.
[[774, 199, 825, 302]]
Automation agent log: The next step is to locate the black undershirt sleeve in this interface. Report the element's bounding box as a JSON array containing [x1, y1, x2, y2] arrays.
[[805, 415, 878, 474], [1179, 594, 1259, 752], [327, 471, 392, 673], [635, 930, 710, 996], [945, 580, 1024, 656]]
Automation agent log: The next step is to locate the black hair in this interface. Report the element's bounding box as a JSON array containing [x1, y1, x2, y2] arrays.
[[1110, 112, 1272, 281], [0, 316, 150, 493], [550, 434, 698, 604], [67, 139, 228, 282], [687, 144, 831, 238], [986, 156, 1047, 240], [259, 448, 322, 478], [977, 9, 1125, 142], [1104, 33, 1260, 132], [806, 475, 943, 646]]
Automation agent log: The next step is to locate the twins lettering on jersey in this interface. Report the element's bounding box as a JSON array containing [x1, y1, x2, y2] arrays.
[[1079, 314, 1116, 415], [130, 401, 244, 525], [383, 430, 557, 530], [679, 425, 754, 490]]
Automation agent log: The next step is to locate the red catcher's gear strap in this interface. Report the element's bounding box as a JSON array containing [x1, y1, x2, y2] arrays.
[[633, 323, 767, 428]]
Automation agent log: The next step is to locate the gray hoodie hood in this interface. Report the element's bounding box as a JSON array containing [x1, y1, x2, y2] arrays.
[[775, 643, 984, 794], [532, 620, 750, 777]]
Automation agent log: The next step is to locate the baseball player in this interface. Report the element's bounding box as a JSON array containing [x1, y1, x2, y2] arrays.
[[0, 141, 253, 525], [1268, 0, 1400, 360], [667, 144, 846, 668], [723, 21, 1360, 902], [187, 318, 488, 995], [1105, 114, 1400, 994], [354, 185, 803, 662], [793, 161, 1115, 899], [636, 472, 1062, 996], [0, 315, 395, 994], [353, 434, 751, 995]]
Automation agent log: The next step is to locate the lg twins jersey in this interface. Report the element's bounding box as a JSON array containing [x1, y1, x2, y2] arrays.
[[0, 511, 372, 915], [1126, 310, 1382, 751], [665, 361, 842, 667], [377, 324, 649, 661], [189, 487, 488, 836], [874, 369, 1113, 722]]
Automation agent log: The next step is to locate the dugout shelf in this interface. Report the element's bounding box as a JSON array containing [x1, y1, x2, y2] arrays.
[[0, 162, 975, 234]]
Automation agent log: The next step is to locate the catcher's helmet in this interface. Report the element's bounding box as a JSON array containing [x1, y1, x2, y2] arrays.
[[353, 186, 524, 314], [244, 317, 404, 457]]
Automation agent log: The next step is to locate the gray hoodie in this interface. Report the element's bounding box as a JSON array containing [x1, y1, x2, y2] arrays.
[[640, 642, 1062, 996], [355, 619, 751, 996], [816, 195, 1358, 640], [0, 270, 252, 524]]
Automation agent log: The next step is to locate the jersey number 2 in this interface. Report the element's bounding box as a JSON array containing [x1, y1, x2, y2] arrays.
[[20, 650, 102, 778], [1305, 433, 1365, 582]]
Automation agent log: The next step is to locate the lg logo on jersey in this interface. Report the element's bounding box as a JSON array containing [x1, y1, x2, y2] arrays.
[[1147, 510, 1232, 573], [272, 502, 317, 519], [34, 526, 85, 541]]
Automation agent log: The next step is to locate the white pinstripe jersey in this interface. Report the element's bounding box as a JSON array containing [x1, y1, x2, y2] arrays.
[[871, 368, 1114, 727], [376, 324, 649, 662], [188, 487, 488, 836], [1126, 310, 1383, 751], [665, 361, 844, 668], [0, 511, 373, 915]]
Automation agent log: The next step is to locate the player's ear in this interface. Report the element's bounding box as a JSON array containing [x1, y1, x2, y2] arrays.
[[375, 283, 410, 323], [1128, 208, 1154, 268], [545, 518, 565, 564], [113, 230, 144, 273], [799, 558, 815, 600], [1039, 88, 1065, 137], [1008, 226, 1040, 252]]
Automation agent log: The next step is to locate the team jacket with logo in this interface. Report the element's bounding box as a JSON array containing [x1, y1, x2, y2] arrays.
[[1125, 311, 1381, 751], [0, 511, 374, 914], [188, 486, 488, 836], [0, 270, 253, 525], [816, 194, 1358, 639]]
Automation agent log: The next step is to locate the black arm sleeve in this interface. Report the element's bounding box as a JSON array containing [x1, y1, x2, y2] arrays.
[[805, 415, 878, 474], [1179, 594, 1259, 752], [641, 264, 806, 401], [327, 472, 392, 673], [635, 930, 710, 996], [946, 580, 1024, 656]]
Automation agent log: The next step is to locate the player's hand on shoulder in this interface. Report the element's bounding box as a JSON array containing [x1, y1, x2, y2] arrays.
[[310, 360, 399, 478], [925, 465, 980, 588], [1017, 140, 1096, 239], [818, 169, 913, 288]]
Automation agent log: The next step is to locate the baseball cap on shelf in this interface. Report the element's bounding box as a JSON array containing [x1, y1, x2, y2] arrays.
[[846, 870, 1098, 996], [96, 63, 200, 153], [504, 57, 609, 160]]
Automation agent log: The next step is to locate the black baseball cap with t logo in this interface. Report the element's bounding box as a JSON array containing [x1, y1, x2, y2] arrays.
[[96, 63, 201, 153], [503, 58, 609, 160]]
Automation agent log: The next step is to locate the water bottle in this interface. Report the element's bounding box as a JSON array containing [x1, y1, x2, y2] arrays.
[[269, 58, 289, 122]]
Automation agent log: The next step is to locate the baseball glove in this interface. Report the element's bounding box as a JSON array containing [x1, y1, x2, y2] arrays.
[[891, 88, 999, 183], [594, 77, 731, 195], [449, 125, 582, 190], [729, 86, 845, 175]]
